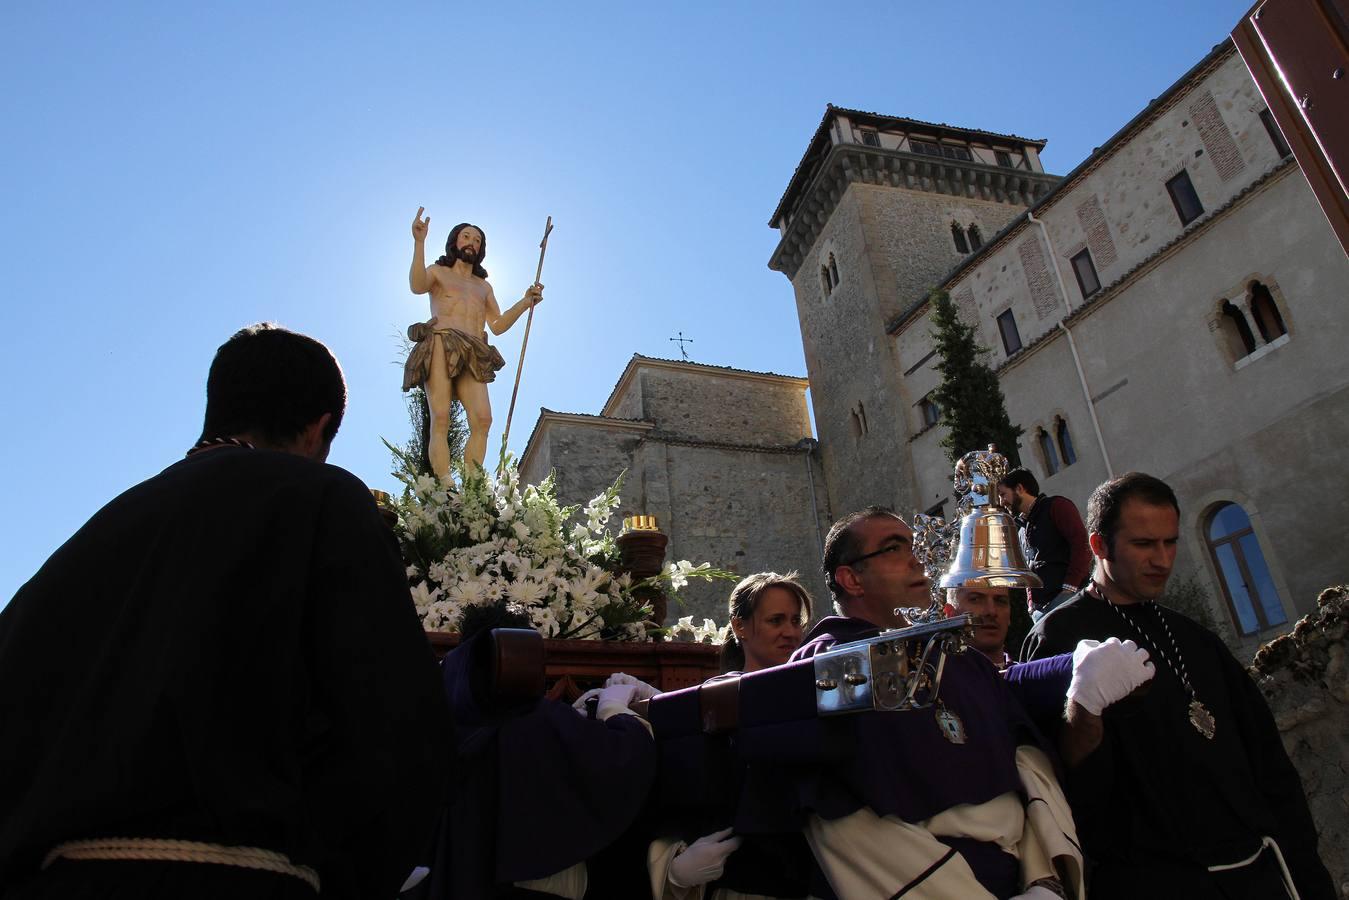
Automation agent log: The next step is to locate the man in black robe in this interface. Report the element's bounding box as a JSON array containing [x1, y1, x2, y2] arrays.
[[0, 324, 450, 898], [1023, 472, 1334, 899]]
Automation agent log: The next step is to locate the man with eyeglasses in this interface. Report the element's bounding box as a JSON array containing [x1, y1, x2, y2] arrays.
[[780, 507, 1091, 899]]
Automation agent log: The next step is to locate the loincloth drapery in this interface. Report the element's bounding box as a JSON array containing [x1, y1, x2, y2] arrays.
[[402, 322, 507, 391]]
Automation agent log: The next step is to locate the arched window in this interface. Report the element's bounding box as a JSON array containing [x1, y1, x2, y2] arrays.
[[821, 265, 832, 297], [1055, 416, 1077, 466], [1220, 300, 1257, 357], [1248, 281, 1286, 343], [968, 223, 983, 250], [1037, 427, 1059, 475], [1206, 503, 1287, 635], [951, 222, 970, 254], [829, 254, 840, 288]]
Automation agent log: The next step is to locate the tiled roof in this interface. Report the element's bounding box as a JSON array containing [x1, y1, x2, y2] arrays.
[[770, 104, 1049, 226]]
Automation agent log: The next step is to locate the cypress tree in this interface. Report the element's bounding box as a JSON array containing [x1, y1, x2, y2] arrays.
[[928, 289, 1023, 467]]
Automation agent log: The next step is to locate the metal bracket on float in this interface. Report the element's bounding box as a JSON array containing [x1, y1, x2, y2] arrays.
[[812, 615, 974, 715]]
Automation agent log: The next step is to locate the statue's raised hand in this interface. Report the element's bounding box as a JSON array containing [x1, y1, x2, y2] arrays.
[[411, 207, 430, 242], [523, 282, 544, 306]]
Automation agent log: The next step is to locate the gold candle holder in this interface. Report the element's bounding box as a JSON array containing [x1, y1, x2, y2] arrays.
[[370, 489, 398, 530]]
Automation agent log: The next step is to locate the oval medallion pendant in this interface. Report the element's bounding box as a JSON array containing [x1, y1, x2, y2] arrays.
[[1189, 698, 1216, 739], [935, 703, 966, 744]]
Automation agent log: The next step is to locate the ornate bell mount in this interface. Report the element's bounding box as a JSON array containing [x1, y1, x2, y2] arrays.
[[937, 446, 1042, 591]]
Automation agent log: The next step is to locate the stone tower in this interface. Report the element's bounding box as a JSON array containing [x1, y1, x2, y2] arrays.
[[768, 105, 1058, 518]]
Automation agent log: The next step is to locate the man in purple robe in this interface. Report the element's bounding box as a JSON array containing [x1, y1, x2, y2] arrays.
[[779, 507, 1085, 899]]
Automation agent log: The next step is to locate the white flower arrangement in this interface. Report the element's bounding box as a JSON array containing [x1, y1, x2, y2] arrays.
[[667, 616, 731, 645], [393, 459, 734, 641]]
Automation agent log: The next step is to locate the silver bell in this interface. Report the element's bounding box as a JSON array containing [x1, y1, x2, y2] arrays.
[[937, 446, 1042, 590]]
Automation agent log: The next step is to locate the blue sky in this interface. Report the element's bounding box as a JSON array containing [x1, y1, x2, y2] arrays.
[[0, 1, 1251, 605]]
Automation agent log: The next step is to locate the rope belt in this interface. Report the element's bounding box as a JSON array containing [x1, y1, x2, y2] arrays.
[[1207, 836, 1298, 900], [42, 838, 320, 893]]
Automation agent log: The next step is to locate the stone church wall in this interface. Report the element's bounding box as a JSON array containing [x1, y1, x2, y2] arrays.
[[521, 360, 828, 625], [624, 366, 811, 447], [884, 46, 1349, 644], [520, 419, 651, 516], [655, 442, 830, 622]]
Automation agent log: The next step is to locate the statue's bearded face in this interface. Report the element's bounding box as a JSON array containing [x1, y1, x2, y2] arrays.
[[452, 226, 484, 262]]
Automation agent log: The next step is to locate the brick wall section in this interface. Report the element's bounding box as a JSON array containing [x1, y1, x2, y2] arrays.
[[1076, 193, 1119, 269], [1189, 89, 1246, 182], [1017, 235, 1060, 320]]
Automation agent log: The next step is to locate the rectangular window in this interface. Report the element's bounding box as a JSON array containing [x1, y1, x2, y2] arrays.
[[911, 138, 972, 161], [859, 128, 880, 147], [1070, 249, 1101, 299], [1258, 109, 1292, 159], [996, 310, 1022, 356], [910, 139, 943, 157], [995, 150, 1013, 167], [1166, 170, 1204, 226]]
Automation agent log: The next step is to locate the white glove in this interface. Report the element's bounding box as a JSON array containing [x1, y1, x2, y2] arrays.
[[571, 685, 638, 720], [668, 827, 743, 889], [1067, 637, 1155, 715], [1010, 885, 1062, 900], [572, 687, 603, 716], [595, 682, 640, 720], [605, 671, 660, 700], [400, 866, 429, 892]]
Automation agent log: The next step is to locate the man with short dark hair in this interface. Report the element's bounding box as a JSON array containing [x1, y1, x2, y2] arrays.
[[1024, 472, 1334, 899], [946, 584, 1014, 669], [0, 324, 450, 897], [997, 468, 1090, 622], [790, 508, 1089, 899]]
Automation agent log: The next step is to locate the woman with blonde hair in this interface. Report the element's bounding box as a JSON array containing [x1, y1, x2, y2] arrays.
[[652, 573, 816, 899], [718, 571, 812, 674]]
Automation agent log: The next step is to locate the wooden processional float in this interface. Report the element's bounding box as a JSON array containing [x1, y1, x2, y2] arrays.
[[459, 446, 1043, 733]]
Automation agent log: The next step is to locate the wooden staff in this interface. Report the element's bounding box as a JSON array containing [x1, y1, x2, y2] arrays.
[[502, 216, 552, 451]]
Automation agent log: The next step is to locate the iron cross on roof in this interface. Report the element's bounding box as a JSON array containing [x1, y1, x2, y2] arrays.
[[669, 331, 694, 360]]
